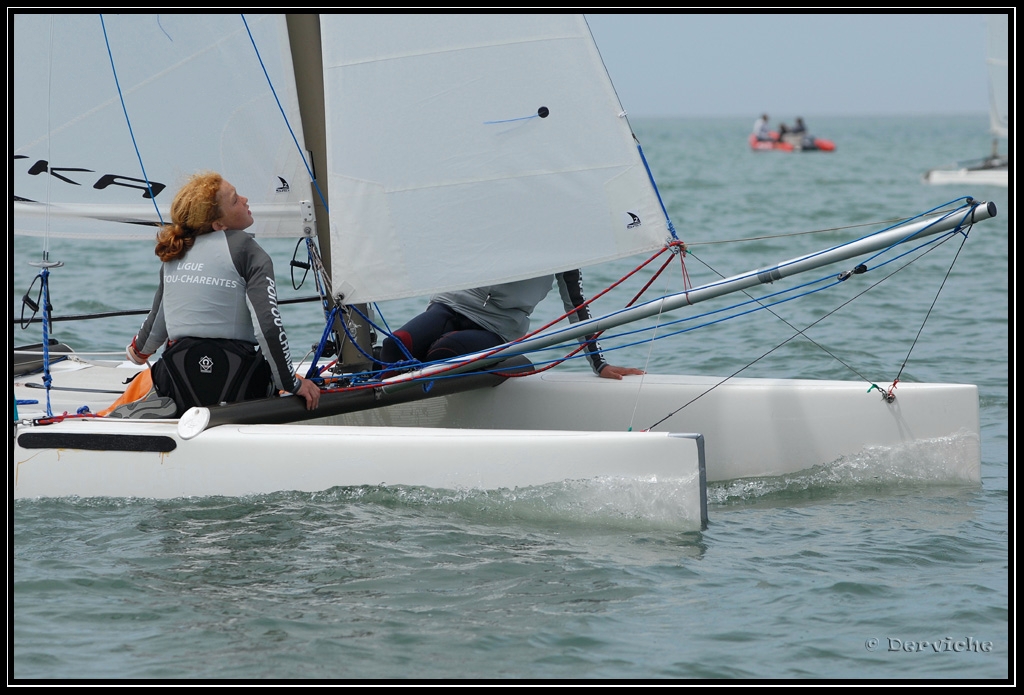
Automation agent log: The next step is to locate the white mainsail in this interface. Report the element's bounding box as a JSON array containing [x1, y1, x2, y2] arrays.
[[12, 13, 312, 240], [986, 13, 1008, 142], [922, 12, 1008, 186], [319, 14, 672, 304]]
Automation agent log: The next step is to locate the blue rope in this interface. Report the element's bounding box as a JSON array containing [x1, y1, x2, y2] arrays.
[[483, 113, 543, 124], [99, 14, 164, 224], [366, 302, 418, 365], [636, 139, 678, 241], [830, 197, 975, 270], [40, 267, 54, 417], [246, 18, 389, 368], [241, 14, 329, 215], [304, 305, 343, 379], [305, 303, 418, 382]]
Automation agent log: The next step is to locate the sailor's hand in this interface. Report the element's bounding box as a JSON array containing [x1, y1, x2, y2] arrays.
[[598, 364, 646, 380], [295, 376, 321, 410], [126, 339, 149, 365]]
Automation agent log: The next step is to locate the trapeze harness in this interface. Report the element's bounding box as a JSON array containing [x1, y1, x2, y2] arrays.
[[149, 337, 272, 416]]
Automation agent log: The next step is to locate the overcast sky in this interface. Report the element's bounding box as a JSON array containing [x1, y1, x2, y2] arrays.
[[584, 12, 1004, 118]]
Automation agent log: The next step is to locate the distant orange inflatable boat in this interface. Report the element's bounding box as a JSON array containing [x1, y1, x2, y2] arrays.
[[749, 132, 835, 152]]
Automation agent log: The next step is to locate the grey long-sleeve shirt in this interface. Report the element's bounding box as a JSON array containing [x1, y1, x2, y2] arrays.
[[134, 229, 301, 394], [430, 269, 609, 374]]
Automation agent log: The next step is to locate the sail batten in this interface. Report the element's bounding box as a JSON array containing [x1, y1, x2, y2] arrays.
[[13, 201, 310, 240], [13, 13, 313, 241]]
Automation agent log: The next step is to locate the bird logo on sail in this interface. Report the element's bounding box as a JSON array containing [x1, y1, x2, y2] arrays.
[[626, 212, 642, 229]]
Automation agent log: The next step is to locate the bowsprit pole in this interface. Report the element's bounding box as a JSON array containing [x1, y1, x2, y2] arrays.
[[380, 199, 996, 389]]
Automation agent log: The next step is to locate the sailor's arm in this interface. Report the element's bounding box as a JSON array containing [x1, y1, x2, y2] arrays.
[[555, 270, 645, 379]]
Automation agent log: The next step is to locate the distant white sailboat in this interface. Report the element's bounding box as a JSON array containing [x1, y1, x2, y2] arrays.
[[924, 13, 1009, 187], [13, 14, 996, 522]]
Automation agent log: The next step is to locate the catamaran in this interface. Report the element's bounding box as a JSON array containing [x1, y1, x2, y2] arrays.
[[13, 15, 995, 529], [924, 13, 1009, 187]]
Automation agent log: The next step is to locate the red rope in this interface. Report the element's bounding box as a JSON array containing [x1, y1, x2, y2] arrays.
[[33, 412, 101, 426], [496, 240, 691, 377], [521, 240, 689, 340], [885, 378, 899, 402], [321, 240, 691, 389]]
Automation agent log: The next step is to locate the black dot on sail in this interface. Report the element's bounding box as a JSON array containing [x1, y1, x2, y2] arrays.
[[537, 106, 549, 118]]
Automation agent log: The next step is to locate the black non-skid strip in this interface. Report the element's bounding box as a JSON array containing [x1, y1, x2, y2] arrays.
[[17, 432, 177, 452]]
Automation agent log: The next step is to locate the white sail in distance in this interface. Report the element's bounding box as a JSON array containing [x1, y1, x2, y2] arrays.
[[13, 13, 312, 240], [320, 14, 672, 304], [986, 13, 1008, 141]]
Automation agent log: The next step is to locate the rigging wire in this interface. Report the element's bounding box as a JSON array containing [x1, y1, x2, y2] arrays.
[[352, 198, 976, 426], [41, 16, 53, 261], [241, 14, 327, 216], [890, 221, 972, 389], [11, 294, 324, 326], [635, 135, 678, 242], [100, 14, 164, 222], [21, 15, 65, 417], [684, 213, 948, 248], [642, 224, 971, 430], [623, 247, 686, 431], [359, 197, 975, 392], [502, 241, 691, 377], [241, 14, 366, 368]]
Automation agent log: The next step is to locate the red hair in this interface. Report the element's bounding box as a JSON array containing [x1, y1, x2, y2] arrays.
[[154, 171, 223, 262]]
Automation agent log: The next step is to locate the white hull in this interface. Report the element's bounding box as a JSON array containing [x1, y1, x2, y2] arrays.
[[14, 417, 706, 523], [13, 357, 708, 529], [923, 166, 1007, 187], [327, 372, 981, 483], [14, 356, 979, 509]]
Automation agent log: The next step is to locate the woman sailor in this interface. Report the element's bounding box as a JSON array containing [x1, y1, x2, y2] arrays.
[[126, 171, 320, 414]]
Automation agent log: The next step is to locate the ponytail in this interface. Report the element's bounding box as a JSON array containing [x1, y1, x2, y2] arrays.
[[154, 171, 223, 262]]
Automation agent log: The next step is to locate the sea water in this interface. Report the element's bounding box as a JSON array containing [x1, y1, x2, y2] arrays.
[[11, 115, 1010, 680]]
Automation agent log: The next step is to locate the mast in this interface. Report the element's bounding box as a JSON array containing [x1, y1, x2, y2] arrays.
[[286, 14, 374, 369]]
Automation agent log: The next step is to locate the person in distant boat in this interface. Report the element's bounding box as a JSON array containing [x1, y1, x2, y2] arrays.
[[787, 117, 816, 149], [377, 271, 645, 380], [753, 113, 772, 141], [126, 171, 321, 413]]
